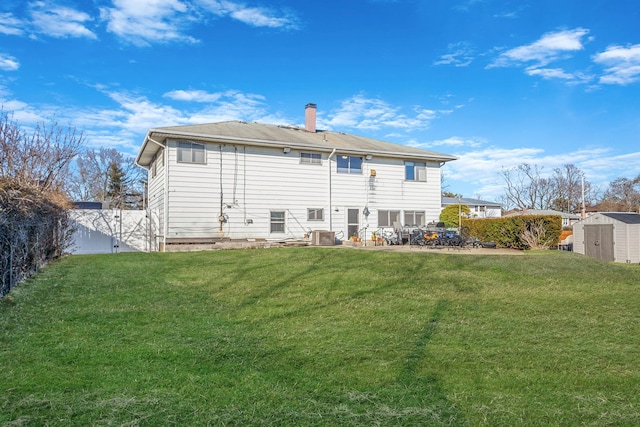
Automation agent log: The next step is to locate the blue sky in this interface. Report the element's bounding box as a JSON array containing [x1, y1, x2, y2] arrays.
[[1, 0, 639, 201]]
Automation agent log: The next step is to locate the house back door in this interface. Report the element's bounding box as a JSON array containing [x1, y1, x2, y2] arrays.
[[584, 224, 614, 262], [347, 209, 359, 239]]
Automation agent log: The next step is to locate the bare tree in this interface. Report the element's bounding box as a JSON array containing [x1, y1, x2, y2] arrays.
[[0, 113, 83, 193], [499, 163, 550, 210], [600, 176, 640, 212], [500, 163, 592, 212], [69, 148, 144, 209], [550, 164, 591, 213]]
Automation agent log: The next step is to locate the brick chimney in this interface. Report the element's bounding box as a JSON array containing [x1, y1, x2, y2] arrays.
[[305, 103, 317, 133]]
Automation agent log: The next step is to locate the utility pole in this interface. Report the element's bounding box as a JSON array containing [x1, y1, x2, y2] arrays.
[[581, 175, 586, 219], [458, 195, 462, 234]]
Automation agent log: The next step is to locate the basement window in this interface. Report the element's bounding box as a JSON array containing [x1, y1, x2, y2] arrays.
[[404, 211, 425, 227], [177, 141, 205, 164], [307, 208, 324, 221], [270, 211, 286, 233], [378, 210, 400, 227]]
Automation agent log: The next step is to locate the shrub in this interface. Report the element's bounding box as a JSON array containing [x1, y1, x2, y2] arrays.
[[462, 215, 562, 250], [0, 179, 73, 298]]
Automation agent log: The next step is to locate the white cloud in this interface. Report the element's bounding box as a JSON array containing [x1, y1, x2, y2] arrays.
[[100, 0, 197, 46], [490, 28, 590, 68], [453, 0, 483, 13], [163, 89, 224, 103], [443, 144, 640, 200], [0, 98, 49, 123], [0, 54, 20, 71], [29, 1, 97, 39], [100, 0, 299, 46], [324, 95, 439, 131], [593, 44, 640, 85], [63, 88, 278, 151], [411, 136, 487, 149], [525, 66, 593, 83], [434, 42, 474, 67], [0, 13, 25, 36], [196, 0, 299, 29]]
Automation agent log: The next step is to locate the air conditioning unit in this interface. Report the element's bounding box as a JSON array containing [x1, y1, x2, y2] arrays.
[[311, 230, 335, 246]]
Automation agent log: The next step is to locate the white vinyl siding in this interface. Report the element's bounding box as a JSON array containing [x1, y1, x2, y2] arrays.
[[160, 139, 444, 243]]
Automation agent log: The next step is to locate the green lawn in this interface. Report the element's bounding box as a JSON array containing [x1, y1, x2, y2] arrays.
[[1, 248, 639, 426]]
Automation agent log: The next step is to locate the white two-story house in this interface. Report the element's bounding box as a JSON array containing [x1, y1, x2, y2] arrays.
[[135, 104, 456, 251]]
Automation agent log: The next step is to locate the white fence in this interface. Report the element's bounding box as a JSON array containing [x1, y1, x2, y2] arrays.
[[68, 209, 148, 254]]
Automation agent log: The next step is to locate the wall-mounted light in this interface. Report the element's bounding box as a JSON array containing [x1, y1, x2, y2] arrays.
[[283, 147, 291, 154], [365, 155, 372, 160]]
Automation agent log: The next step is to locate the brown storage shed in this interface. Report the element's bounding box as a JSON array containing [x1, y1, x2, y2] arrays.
[[573, 213, 640, 263]]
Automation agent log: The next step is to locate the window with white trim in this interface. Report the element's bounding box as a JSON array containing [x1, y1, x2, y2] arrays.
[[405, 161, 427, 181], [270, 211, 286, 233], [378, 210, 400, 227], [307, 208, 324, 221], [300, 152, 322, 165], [177, 141, 205, 164], [151, 155, 157, 178], [404, 211, 425, 227], [151, 149, 164, 178], [337, 155, 363, 174]]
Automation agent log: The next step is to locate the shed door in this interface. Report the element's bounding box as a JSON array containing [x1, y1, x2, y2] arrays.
[[584, 224, 614, 262]]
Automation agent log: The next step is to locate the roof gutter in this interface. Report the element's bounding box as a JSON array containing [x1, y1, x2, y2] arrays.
[[135, 132, 166, 168], [146, 129, 458, 162]]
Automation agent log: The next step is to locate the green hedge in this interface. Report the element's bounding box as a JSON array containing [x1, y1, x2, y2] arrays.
[[461, 215, 563, 250]]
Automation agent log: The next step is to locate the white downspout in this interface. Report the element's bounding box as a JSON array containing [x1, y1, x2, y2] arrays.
[[328, 148, 337, 231], [148, 137, 168, 252]]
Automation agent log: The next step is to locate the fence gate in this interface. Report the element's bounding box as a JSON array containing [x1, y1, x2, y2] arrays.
[[584, 224, 614, 262]]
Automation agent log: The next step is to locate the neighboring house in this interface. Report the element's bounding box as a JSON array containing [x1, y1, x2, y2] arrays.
[[573, 213, 640, 263], [441, 197, 502, 219], [135, 104, 457, 251], [504, 209, 581, 227]]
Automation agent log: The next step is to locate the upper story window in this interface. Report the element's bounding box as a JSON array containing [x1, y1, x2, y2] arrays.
[[151, 154, 158, 178], [300, 152, 322, 165], [337, 155, 362, 174], [177, 141, 205, 164], [151, 149, 164, 178], [405, 161, 427, 181]]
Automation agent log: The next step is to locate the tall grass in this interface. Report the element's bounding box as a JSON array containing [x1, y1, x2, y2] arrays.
[[1, 248, 639, 426]]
